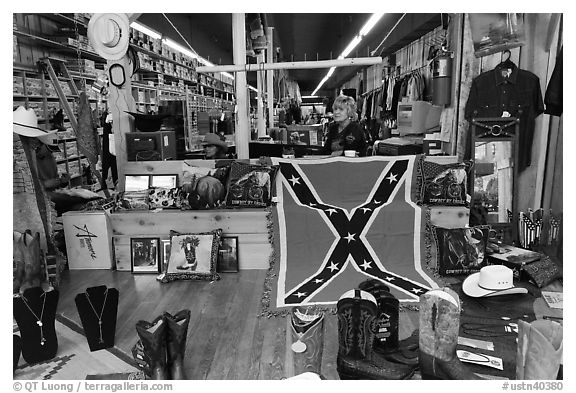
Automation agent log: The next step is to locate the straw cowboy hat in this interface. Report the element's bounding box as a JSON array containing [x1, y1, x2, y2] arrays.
[[202, 134, 228, 152], [13, 106, 58, 146], [88, 13, 130, 61], [462, 265, 528, 298]]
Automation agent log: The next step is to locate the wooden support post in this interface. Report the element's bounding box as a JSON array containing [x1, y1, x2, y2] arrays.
[[107, 57, 136, 192], [256, 52, 266, 138], [232, 13, 250, 159], [266, 27, 274, 129]]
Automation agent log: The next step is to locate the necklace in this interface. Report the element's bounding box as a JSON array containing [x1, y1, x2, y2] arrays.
[[85, 288, 109, 344], [21, 292, 47, 346]]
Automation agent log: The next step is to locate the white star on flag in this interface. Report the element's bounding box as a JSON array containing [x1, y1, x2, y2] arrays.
[[374, 200, 382, 204], [360, 260, 372, 270], [328, 262, 339, 272], [309, 202, 317, 207], [288, 175, 301, 186], [411, 288, 423, 294], [326, 208, 338, 216], [386, 173, 398, 183], [344, 233, 356, 243], [361, 207, 372, 213], [314, 278, 324, 284], [384, 276, 395, 281], [295, 292, 307, 298]]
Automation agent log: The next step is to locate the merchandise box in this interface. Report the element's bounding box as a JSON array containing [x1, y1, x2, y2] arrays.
[[63, 211, 114, 269]]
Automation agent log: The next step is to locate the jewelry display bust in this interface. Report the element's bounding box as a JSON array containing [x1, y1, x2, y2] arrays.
[[13, 287, 59, 364], [75, 285, 119, 351]]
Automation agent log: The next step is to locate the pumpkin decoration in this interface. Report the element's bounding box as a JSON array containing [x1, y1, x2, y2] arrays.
[[181, 174, 226, 209]]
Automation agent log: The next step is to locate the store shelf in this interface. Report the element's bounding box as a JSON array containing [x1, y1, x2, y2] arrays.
[[36, 13, 89, 30], [130, 43, 195, 70], [13, 30, 104, 62]]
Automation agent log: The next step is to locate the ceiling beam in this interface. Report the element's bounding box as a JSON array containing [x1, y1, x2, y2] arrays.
[[197, 56, 382, 73]]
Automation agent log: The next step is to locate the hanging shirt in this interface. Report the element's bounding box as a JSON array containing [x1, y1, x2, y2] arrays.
[[465, 64, 544, 172], [544, 47, 562, 116]]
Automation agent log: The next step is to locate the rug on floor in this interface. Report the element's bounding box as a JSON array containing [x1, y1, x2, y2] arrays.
[[14, 314, 140, 380]]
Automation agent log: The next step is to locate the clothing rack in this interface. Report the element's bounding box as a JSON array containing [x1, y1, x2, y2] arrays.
[[389, 62, 431, 80], [360, 85, 383, 97]]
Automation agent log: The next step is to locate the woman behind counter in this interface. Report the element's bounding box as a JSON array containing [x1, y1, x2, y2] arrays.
[[323, 95, 367, 157]]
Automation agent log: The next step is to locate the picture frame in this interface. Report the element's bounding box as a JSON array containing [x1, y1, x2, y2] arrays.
[[217, 236, 239, 273], [125, 174, 179, 191], [161, 239, 171, 273], [151, 174, 178, 189], [131, 237, 161, 274], [468, 13, 525, 58]]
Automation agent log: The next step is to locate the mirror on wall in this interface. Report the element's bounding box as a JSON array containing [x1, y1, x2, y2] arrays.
[[473, 141, 514, 224]]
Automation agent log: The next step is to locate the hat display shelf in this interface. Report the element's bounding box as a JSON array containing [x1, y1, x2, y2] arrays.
[[470, 117, 520, 245]]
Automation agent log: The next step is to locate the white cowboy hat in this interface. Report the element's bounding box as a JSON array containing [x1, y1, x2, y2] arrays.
[[88, 13, 130, 61], [462, 265, 528, 298], [13, 106, 58, 146]]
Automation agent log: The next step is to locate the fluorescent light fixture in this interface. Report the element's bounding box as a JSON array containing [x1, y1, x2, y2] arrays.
[[310, 13, 384, 95], [341, 36, 362, 58], [302, 95, 318, 99], [163, 38, 198, 60], [359, 13, 385, 37], [248, 85, 258, 92], [130, 21, 162, 40]]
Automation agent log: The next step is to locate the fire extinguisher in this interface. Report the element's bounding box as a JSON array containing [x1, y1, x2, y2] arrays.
[[432, 50, 453, 106]]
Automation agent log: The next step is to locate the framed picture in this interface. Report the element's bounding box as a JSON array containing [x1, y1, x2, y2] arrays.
[[468, 13, 525, 58], [131, 238, 161, 274], [161, 239, 171, 273], [217, 236, 239, 273], [151, 174, 178, 189], [125, 174, 179, 191], [125, 175, 151, 191]]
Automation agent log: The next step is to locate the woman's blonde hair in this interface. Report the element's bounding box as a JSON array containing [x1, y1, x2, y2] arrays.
[[333, 95, 358, 121]]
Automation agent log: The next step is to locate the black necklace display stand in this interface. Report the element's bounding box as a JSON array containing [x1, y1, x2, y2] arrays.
[[75, 285, 119, 351], [13, 287, 59, 364]]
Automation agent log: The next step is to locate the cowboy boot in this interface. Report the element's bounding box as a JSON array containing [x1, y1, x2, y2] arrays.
[[19, 231, 43, 294], [358, 279, 399, 355], [164, 309, 191, 380], [419, 288, 480, 379], [336, 289, 416, 380], [135, 315, 168, 380], [288, 306, 325, 377], [516, 319, 563, 380], [384, 330, 420, 366], [13, 231, 26, 294]]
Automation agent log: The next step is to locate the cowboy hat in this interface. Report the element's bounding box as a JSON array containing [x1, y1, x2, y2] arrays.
[[462, 265, 528, 298], [202, 133, 228, 151], [13, 106, 59, 146], [88, 13, 130, 61]]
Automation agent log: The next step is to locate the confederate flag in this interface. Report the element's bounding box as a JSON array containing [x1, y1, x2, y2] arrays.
[[270, 156, 440, 309]]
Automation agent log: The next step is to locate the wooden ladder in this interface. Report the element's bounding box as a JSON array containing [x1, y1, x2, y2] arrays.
[[38, 57, 80, 132], [39, 57, 111, 198]]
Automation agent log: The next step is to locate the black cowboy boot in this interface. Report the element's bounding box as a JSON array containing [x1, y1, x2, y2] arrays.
[[336, 289, 416, 380], [419, 288, 480, 379], [135, 315, 168, 380], [288, 306, 325, 377], [358, 279, 399, 355], [164, 309, 191, 380]]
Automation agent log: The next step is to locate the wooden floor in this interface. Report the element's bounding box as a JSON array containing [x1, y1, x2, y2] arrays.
[[56, 269, 419, 380]]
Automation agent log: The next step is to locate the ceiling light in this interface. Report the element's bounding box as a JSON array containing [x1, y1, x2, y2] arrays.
[[310, 13, 385, 95], [302, 95, 318, 99], [130, 21, 162, 40], [163, 38, 199, 60], [359, 13, 385, 37]]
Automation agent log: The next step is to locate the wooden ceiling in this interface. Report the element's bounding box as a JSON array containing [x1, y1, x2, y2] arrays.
[[137, 13, 442, 97]]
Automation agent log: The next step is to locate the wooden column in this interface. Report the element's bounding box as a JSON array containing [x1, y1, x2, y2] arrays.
[[266, 27, 274, 129], [256, 52, 266, 137], [232, 13, 250, 159], [107, 57, 135, 192]]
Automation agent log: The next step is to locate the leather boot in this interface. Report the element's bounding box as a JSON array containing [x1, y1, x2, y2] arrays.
[[13, 231, 26, 294], [358, 279, 399, 355], [135, 316, 168, 380], [419, 288, 480, 379], [288, 306, 325, 377], [19, 231, 44, 294], [336, 289, 416, 380], [164, 309, 191, 380], [516, 319, 563, 380]]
